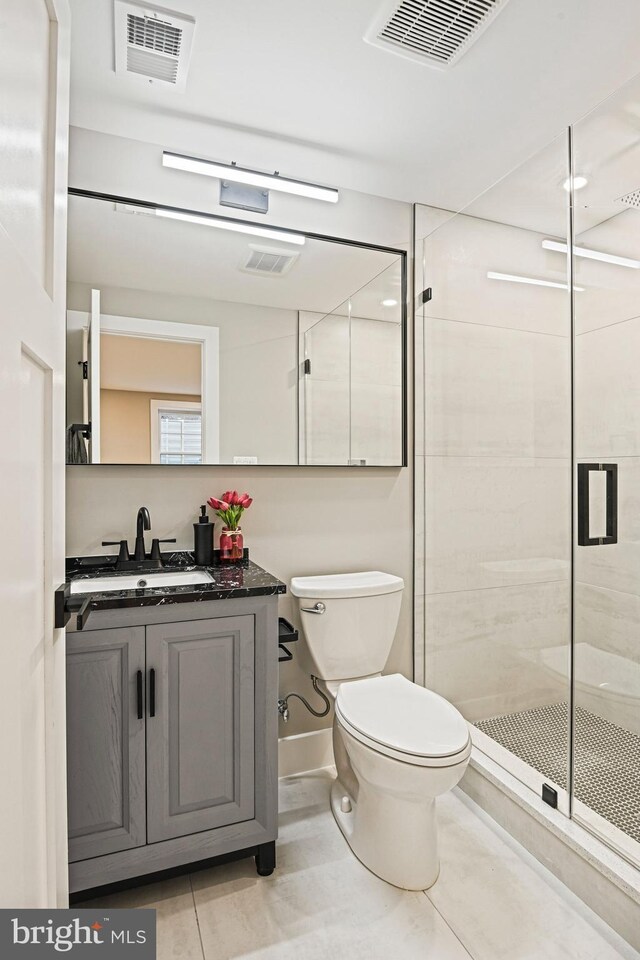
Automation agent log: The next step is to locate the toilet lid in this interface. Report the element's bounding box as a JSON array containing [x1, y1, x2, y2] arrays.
[[336, 674, 470, 759], [291, 571, 404, 599]]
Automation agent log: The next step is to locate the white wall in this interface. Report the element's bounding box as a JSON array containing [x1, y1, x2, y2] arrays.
[[68, 127, 410, 250], [66, 127, 412, 736]]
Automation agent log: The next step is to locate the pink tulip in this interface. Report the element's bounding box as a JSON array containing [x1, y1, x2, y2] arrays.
[[208, 497, 229, 511], [238, 493, 253, 508]]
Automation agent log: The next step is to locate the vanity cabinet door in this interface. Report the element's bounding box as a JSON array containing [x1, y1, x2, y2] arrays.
[[66, 627, 146, 862], [145, 616, 255, 843]]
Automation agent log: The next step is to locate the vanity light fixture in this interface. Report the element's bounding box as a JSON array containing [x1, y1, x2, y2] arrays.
[[155, 208, 306, 245], [487, 271, 584, 291], [542, 239, 640, 269], [162, 152, 339, 204], [562, 175, 588, 191], [381, 298, 398, 307]]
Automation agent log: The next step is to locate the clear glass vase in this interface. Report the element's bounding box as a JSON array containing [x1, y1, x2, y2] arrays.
[[219, 527, 243, 562]]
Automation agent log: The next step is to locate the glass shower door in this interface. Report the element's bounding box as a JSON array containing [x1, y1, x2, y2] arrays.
[[571, 76, 640, 866], [300, 305, 351, 465], [416, 74, 640, 862], [415, 129, 574, 814]]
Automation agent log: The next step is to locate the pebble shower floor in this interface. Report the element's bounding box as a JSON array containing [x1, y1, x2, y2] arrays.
[[475, 703, 640, 845]]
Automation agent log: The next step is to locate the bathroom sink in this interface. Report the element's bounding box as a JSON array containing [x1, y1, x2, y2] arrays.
[[69, 569, 214, 595]]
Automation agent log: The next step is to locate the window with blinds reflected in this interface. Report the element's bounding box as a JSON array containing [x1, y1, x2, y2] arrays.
[[153, 403, 202, 464]]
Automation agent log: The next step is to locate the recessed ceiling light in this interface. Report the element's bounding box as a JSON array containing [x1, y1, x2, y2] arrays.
[[381, 298, 398, 307], [163, 152, 339, 204], [487, 271, 584, 292], [562, 175, 588, 191], [542, 239, 639, 269]]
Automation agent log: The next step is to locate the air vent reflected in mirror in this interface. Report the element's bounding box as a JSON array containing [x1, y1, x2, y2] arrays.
[[241, 244, 301, 277]]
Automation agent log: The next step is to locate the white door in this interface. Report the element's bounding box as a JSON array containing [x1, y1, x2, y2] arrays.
[[0, 0, 70, 907], [88, 288, 101, 462]]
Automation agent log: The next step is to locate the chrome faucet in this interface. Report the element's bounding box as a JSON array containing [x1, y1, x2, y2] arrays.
[[134, 506, 151, 561]]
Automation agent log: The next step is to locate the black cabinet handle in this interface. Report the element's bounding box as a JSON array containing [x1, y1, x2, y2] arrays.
[[149, 668, 156, 718], [136, 670, 143, 720], [577, 463, 618, 546]]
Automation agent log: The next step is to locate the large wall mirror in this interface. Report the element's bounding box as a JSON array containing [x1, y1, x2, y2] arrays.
[[66, 190, 407, 466]]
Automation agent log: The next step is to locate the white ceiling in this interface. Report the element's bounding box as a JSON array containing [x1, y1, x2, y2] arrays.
[[67, 0, 640, 211], [453, 70, 640, 240]]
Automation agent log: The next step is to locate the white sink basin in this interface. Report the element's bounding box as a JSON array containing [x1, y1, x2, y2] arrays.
[[69, 569, 214, 595]]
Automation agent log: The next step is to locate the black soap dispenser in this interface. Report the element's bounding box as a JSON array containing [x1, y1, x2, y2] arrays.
[[193, 505, 214, 565]]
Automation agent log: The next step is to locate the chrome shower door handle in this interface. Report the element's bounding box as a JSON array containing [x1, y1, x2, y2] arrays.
[[300, 602, 326, 614]]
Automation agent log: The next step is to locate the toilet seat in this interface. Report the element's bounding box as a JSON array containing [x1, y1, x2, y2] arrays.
[[335, 674, 471, 768]]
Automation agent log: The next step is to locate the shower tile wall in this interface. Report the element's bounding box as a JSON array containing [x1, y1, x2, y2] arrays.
[[416, 201, 571, 723]]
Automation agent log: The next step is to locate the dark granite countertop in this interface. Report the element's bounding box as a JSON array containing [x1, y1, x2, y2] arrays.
[[65, 550, 286, 612]]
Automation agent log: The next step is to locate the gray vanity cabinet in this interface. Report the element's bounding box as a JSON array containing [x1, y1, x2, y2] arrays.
[[145, 615, 255, 842], [66, 627, 146, 863], [66, 592, 279, 895]]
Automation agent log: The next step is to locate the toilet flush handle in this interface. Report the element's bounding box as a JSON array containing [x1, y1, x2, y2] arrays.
[[300, 602, 326, 614]]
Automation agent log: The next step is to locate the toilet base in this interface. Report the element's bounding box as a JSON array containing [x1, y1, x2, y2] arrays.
[[330, 778, 440, 891]]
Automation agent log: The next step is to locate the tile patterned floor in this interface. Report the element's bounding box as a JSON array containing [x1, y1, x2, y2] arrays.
[[79, 769, 639, 960], [475, 703, 640, 844]]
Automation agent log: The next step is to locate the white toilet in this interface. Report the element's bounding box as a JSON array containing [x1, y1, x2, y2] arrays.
[[291, 570, 471, 891]]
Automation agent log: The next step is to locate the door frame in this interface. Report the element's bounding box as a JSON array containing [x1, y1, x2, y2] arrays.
[[67, 311, 220, 463], [43, 0, 71, 907]]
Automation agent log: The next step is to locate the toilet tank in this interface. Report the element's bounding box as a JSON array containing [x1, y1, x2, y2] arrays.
[[291, 572, 404, 682]]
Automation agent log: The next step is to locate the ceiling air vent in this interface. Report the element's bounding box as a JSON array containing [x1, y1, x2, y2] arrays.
[[616, 188, 640, 210], [114, 1, 196, 90], [364, 0, 511, 69], [241, 245, 300, 277]]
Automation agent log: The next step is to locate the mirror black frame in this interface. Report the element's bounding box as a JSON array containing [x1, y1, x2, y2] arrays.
[[66, 187, 408, 468]]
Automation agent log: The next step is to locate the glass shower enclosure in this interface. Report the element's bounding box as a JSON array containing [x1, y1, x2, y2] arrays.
[[300, 258, 404, 465], [415, 73, 640, 867]]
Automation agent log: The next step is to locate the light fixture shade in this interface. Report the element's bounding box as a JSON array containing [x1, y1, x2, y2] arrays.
[[542, 239, 640, 269], [155, 208, 306, 245], [487, 271, 583, 291], [163, 152, 339, 204]]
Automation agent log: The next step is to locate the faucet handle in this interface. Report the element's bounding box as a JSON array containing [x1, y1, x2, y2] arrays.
[[150, 538, 177, 561], [102, 540, 130, 562]]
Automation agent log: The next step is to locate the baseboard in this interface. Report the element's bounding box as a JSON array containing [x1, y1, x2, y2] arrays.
[[278, 728, 334, 778], [461, 751, 640, 952]]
